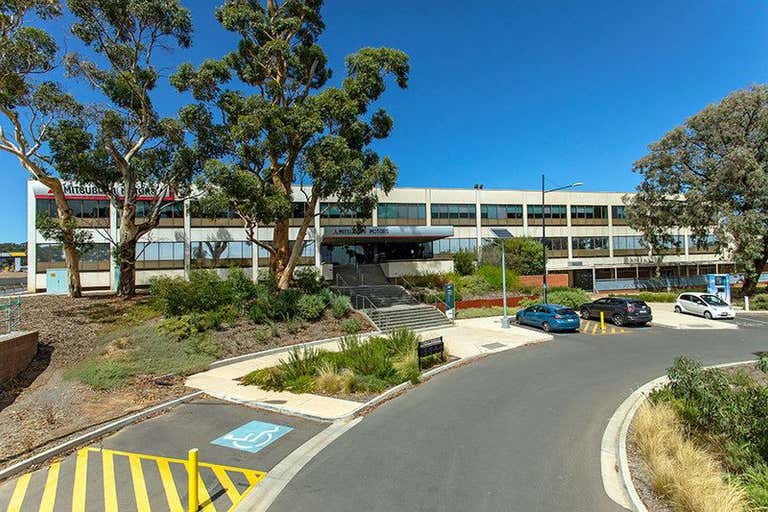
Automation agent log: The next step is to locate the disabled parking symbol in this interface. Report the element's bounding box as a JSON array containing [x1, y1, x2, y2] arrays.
[[212, 420, 293, 453]]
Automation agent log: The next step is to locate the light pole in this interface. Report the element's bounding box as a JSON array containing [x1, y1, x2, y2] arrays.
[[490, 228, 513, 328], [541, 175, 582, 303]]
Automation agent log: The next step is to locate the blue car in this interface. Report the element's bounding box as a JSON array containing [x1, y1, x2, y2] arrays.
[[515, 303, 581, 332]]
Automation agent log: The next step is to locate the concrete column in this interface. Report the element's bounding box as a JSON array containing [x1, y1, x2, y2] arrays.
[[522, 203, 528, 236], [314, 200, 322, 270], [26, 182, 36, 293], [425, 189, 432, 227], [475, 188, 482, 257], [251, 224, 259, 282]]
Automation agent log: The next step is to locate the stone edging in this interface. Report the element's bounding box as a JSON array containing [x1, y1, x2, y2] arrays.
[[604, 360, 756, 511], [0, 391, 203, 482]]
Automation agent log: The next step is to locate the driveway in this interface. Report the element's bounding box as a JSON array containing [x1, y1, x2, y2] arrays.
[[268, 324, 768, 511]]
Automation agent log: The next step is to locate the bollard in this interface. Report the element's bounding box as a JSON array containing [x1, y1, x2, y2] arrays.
[[188, 449, 199, 512], [600, 311, 606, 333], [745, 296, 750, 312]]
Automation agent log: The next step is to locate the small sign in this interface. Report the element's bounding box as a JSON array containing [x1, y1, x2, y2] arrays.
[[211, 420, 293, 454], [417, 337, 445, 369], [444, 284, 455, 320]]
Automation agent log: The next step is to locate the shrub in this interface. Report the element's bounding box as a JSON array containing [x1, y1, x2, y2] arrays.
[[453, 250, 476, 276], [314, 362, 357, 395], [66, 359, 136, 390], [741, 464, 768, 509], [293, 267, 325, 294], [480, 237, 544, 276], [226, 267, 259, 304], [460, 274, 494, 297], [296, 294, 327, 320], [475, 265, 519, 291], [546, 288, 591, 308], [330, 294, 351, 318], [613, 292, 678, 303], [341, 317, 362, 334], [751, 295, 768, 310], [150, 270, 234, 317]]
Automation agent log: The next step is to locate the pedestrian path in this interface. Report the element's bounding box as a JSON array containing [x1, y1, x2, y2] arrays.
[[0, 447, 266, 512]]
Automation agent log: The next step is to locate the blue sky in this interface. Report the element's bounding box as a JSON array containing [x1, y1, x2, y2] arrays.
[[2, 0, 767, 242]]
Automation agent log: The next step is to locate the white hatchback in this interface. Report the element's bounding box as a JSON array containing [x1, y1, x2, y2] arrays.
[[675, 292, 735, 319]]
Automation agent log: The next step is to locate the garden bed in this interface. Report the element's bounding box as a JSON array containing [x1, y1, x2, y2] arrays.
[[241, 329, 451, 401], [628, 358, 768, 512]]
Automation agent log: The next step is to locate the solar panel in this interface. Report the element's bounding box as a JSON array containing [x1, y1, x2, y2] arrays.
[[490, 228, 514, 239]]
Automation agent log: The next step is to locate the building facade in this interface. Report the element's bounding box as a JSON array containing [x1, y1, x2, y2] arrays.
[[26, 181, 728, 293]]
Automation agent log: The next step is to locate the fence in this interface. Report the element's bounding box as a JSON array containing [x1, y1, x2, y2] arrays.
[[1, 296, 22, 334]]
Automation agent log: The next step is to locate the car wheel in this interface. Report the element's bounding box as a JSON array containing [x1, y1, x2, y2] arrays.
[[704, 310, 713, 320], [674, 305, 682, 313], [542, 321, 551, 332], [580, 308, 590, 319], [613, 314, 625, 327]]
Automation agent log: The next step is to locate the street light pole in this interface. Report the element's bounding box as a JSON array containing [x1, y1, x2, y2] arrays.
[[540, 176, 583, 304], [501, 240, 509, 328]]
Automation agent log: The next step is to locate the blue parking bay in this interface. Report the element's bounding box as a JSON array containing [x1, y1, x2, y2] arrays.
[[212, 420, 294, 453]]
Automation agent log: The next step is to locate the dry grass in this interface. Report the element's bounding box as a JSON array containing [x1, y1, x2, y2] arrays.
[[633, 402, 748, 512], [314, 361, 357, 395]]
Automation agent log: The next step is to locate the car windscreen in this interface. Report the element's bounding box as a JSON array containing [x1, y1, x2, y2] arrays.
[[701, 295, 727, 306], [556, 308, 576, 315]]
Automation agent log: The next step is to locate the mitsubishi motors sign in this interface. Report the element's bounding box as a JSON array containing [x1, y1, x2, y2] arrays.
[[33, 181, 173, 201]]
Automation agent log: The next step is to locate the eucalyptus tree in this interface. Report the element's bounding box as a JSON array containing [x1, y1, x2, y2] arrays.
[[171, 0, 409, 289], [627, 85, 768, 295], [0, 0, 86, 296], [45, 0, 198, 297]]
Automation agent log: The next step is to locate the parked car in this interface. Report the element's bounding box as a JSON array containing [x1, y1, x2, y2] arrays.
[[675, 292, 735, 319], [579, 297, 652, 326], [515, 303, 581, 332]]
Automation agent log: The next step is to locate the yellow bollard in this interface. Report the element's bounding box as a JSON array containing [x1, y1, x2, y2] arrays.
[[600, 311, 606, 333], [188, 449, 199, 512]]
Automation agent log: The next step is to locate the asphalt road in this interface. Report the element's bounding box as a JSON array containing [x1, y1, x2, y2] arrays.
[[269, 322, 768, 512]]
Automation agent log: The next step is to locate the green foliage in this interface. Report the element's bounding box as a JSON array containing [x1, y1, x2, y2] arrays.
[[341, 317, 362, 334], [453, 250, 475, 276], [480, 238, 544, 276], [741, 464, 768, 508], [751, 295, 768, 310], [296, 294, 326, 320], [171, 0, 409, 287], [330, 295, 351, 319], [65, 359, 136, 391], [627, 85, 768, 295], [293, 267, 326, 294], [242, 329, 441, 396], [150, 270, 236, 317], [758, 355, 768, 375], [36, 212, 93, 255], [612, 292, 678, 303], [475, 265, 519, 291], [546, 288, 591, 308]]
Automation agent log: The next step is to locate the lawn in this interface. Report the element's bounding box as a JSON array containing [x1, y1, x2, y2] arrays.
[[457, 306, 519, 319]]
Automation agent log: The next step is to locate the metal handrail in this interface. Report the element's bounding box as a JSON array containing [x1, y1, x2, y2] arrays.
[[392, 275, 454, 323], [1, 295, 22, 334]]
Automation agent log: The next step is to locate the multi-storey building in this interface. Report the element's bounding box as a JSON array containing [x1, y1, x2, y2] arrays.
[[26, 181, 728, 292]]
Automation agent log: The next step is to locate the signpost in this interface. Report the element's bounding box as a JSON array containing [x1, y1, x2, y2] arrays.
[[417, 336, 445, 370], [444, 283, 455, 320]]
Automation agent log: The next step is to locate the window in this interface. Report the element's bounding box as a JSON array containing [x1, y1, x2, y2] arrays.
[[570, 205, 608, 220], [430, 204, 476, 224], [36, 198, 110, 219], [689, 234, 717, 252], [320, 203, 367, 219], [138, 242, 185, 261], [655, 235, 685, 253], [543, 237, 569, 251], [377, 203, 426, 222], [37, 242, 110, 272], [612, 205, 627, 220], [433, 238, 478, 255], [613, 236, 646, 251], [257, 241, 315, 259], [572, 236, 609, 251], [527, 205, 567, 219], [480, 204, 523, 221], [292, 202, 309, 219]]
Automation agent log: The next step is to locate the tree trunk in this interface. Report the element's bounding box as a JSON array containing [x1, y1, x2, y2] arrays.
[[271, 218, 291, 288], [43, 178, 83, 298], [117, 207, 139, 298], [276, 195, 319, 290]]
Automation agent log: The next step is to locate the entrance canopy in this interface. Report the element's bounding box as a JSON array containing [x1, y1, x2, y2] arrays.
[[322, 226, 453, 244]]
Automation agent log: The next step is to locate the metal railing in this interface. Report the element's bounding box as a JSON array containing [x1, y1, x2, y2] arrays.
[[1, 295, 22, 334], [392, 275, 454, 323]]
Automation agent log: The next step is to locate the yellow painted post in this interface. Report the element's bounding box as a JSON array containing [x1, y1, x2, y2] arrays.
[[188, 449, 199, 512], [600, 312, 606, 333]]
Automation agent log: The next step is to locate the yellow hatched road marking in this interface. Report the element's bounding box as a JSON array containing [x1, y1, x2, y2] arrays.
[[610, 325, 616, 334], [129, 455, 151, 512], [591, 322, 599, 335], [6, 472, 31, 512], [72, 447, 89, 512], [213, 466, 241, 506], [102, 449, 118, 511], [157, 459, 184, 512], [39, 461, 61, 512]]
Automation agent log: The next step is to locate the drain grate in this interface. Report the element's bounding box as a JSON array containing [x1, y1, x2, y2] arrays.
[[482, 342, 506, 350]]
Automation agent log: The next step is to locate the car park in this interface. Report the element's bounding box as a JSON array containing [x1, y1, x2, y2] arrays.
[[674, 292, 735, 319], [579, 297, 652, 326], [515, 303, 581, 332]]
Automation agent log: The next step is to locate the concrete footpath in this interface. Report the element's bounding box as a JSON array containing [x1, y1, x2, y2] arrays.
[[186, 317, 552, 420]]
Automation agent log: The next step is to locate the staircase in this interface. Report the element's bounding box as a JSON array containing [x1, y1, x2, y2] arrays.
[[366, 304, 454, 332], [333, 263, 453, 332]]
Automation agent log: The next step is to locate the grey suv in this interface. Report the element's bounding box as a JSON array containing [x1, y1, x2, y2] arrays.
[[579, 297, 652, 326]]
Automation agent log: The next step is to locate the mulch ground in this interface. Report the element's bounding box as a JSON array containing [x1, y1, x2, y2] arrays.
[[0, 293, 372, 472]]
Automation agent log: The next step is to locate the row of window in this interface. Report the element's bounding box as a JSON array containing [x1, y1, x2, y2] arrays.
[[432, 238, 478, 255], [36, 199, 185, 219]]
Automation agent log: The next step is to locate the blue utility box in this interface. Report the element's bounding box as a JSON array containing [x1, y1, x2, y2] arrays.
[[45, 268, 69, 295], [706, 274, 731, 304]]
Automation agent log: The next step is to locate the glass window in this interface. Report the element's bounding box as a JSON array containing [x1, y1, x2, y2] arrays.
[[612, 206, 626, 219], [377, 203, 426, 220], [572, 237, 609, 250], [613, 236, 646, 250]]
